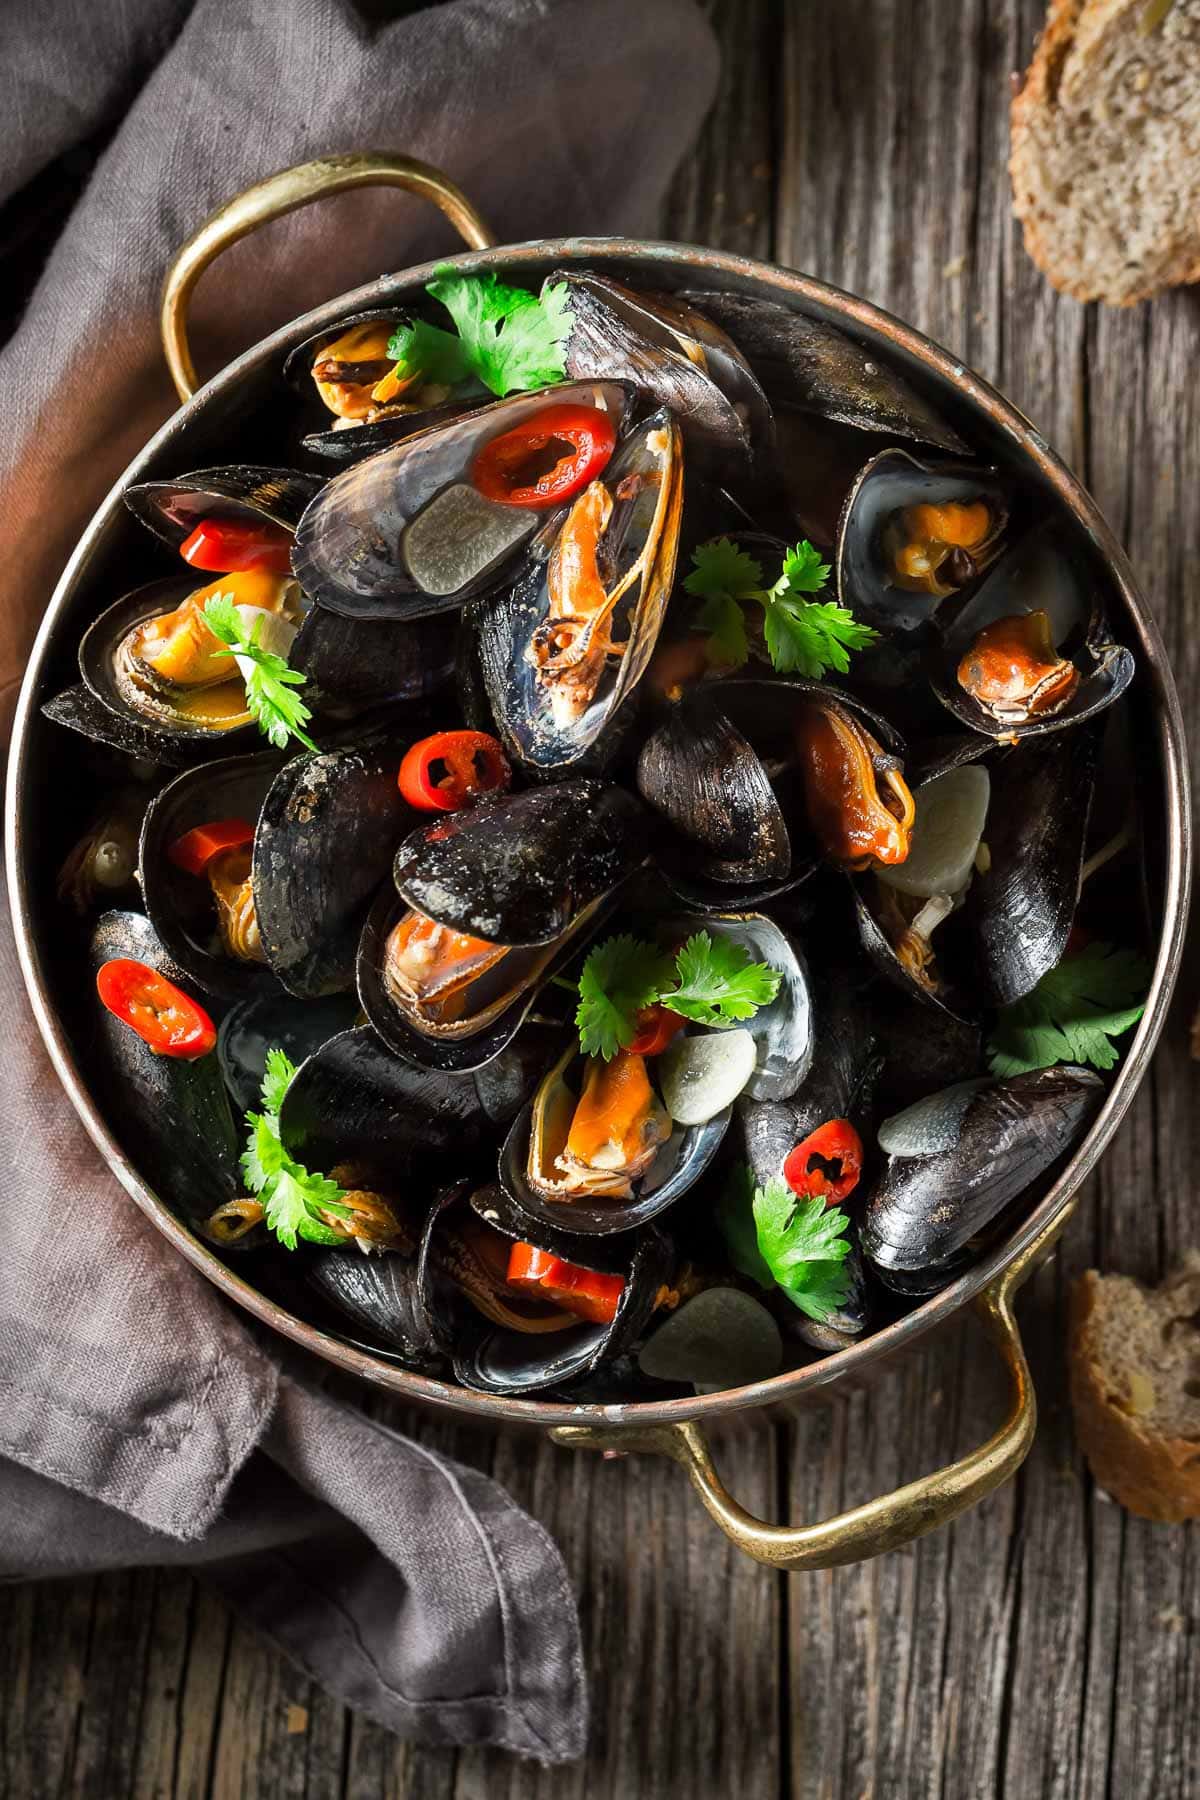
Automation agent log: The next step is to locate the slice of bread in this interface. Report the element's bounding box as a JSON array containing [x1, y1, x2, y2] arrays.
[[1010, 0, 1200, 304], [1069, 1255, 1200, 1520]]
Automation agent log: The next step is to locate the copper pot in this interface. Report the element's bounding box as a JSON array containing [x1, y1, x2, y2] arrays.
[[5, 155, 1190, 1569]]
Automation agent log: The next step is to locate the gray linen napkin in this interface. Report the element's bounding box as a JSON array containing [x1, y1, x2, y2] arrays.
[[0, 0, 718, 1761]]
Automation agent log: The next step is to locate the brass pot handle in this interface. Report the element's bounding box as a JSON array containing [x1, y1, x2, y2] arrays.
[[552, 1204, 1071, 1570], [160, 152, 495, 403]]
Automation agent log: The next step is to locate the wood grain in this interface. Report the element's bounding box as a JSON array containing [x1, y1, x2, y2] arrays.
[[4, 2, 1197, 1796]]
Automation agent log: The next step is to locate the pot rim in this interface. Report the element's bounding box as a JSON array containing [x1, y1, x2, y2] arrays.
[[6, 235, 1190, 1427]]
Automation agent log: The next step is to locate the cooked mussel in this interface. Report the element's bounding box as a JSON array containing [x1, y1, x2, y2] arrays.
[[290, 380, 630, 620], [124, 465, 322, 553], [57, 786, 150, 914], [43, 682, 213, 767], [930, 527, 1135, 740], [554, 272, 771, 456], [678, 290, 968, 452], [307, 1248, 444, 1369], [837, 450, 1007, 633], [217, 991, 362, 1111], [791, 689, 915, 870], [498, 1043, 729, 1237], [668, 913, 814, 1103], [861, 1066, 1105, 1290], [289, 606, 456, 717], [475, 410, 683, 772]]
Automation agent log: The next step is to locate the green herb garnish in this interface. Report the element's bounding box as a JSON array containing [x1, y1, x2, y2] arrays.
[[383, 272, 573, 399], [203, 594, 318, 754], [683, 536, 878, 678], [987, 941, 1150, 1077], [717, 1165, 853, 1324], [574, 931, 782, 1060], [241, 1048, 351, 1250]]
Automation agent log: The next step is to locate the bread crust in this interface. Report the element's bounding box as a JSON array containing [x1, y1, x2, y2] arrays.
[[1010, 0, 1200, 304], [1069, 1269, 1200, 1522]]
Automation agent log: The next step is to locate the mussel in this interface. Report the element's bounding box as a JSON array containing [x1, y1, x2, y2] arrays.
[[123, 465, 321, 554], [290, 380, 630, 620], [289, 605, 456, 718], [862, 1066, 1105, 1291], [57, 787, 150, 915], [669, 912, 814, 1103], [217, 991, 362, 1111], [307, 1248, 444, 1369], [475, 410, 683, 772], [791, 690, 915, 870], [929, 526, 1135, 740]]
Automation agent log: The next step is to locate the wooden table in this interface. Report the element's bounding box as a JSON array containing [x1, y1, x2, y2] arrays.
[[4, 3, 1197, 1795]]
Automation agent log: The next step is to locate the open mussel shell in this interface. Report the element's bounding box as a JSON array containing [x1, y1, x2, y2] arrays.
[[277, 1025, 489, 1185], [671, 912, 814, 1103], [306, 1250, 444, 1371], [861, 1066, 1105, 1290], [42, 683, 214, 768], [124, 465, 322, 549], [393, 779, 646, 946], [837, 449, 1007, 634], [678, 290, 968, 453], [554, 271, 771, 456], [290, 607, 455, 717], [217, 991, 362, 1112], [140, 752, 282, 999], [78, 578, 259, 753], [929, 526, 1136, 741], [475, 410, 683, 773], [639, 1288, 783, 1389], [498, 1046, 730, 1238], [254, 743, 413, 997], [291, 380, 630, 621], [88, 910, 240, 1225], [967, 719, 1100, 1006]]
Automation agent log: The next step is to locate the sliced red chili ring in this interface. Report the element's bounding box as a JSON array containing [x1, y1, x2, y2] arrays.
[[782, 1118, 864, 1204], [179, 516, 294, 575], [471, 403, 617, 509], [506, 1242, 625, 1325], [628, 1003, 686, 1057], [398, 731, 512, 813], [96, 959, 217, 1059], [166, 817, 256, 875]]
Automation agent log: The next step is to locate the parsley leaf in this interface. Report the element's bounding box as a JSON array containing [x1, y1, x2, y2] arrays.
[[661, 931, 782, 1026], [202, 595, 318, 754], [576, 935, 674, 1061], [260, 1047, 297, 1120], [776, 540, 830, 595], [752, 1179, 852, 1323], [384, 317, 473, 388], [683, 538, 764, 606], [239, 1048, 349, 1249], [424, 272, 573, 397], [681, 536, 878, 678], [987, 941, 1150, 1077], [716, 1163, 774, 1289], [692, 592, 751, 667]]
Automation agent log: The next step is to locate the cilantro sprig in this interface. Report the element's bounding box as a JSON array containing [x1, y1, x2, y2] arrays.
[[383, 271, 573, 399], [241, 1049, 351, 1250], [682, 536, 879, 678], [203, 594, 318, 754], [717, 1165, 853, 1324], [987, 941, 1150, 1077], [574, 930, 782, 1060]]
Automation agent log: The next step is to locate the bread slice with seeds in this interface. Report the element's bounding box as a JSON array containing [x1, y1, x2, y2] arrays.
[[1068, 1255, 1200, 1520], [1010, 0, 1200, 304]]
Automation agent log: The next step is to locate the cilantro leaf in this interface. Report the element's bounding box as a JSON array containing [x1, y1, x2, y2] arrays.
[[576, 934, 673, 1061], [384, 317, 472, 387], [424, 273, 573, 397], [752, 1179, 852, 1323], [202, 596, 319, 754], [776, 540, 831, 596], [716, 1163, 774, 1289], [661, 931, 782, 1026], [260, 1047, 297, 1121], [681, 536, 877, 679], [988, 941, 1150, 1077], [761, 593, 879, 678], [239, 1047, 350, 1250], [682, 537, 764, 607]]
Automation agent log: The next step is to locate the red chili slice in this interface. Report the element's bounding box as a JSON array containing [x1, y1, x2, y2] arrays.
[[506, 1242, 625, 1325], [398, 731, 512, 813], [178, 516, 294, 575], [628, 1003, 686, 1057], [471, 404, 617, 509], [166, 817, 256, 875], [96, 959, 217, 1059], [782, 1119, 864, 1204]]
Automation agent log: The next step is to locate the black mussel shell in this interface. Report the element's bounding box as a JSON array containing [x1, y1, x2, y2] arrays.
[[43, 682, 215, 767], [467, 1181, 632, 1273], [393, 779, 646, 946], [861, 1066, 1105, 1288], [678, 290, 968, 453], [498, 1046, 730, 1238], [140, 751, 283, 1000], [301, 401, 477, 466], [554, 271, 771, 456], [670, 912, 814, 1103], [929, 526, 1135, 741], [475, 410, 683, 773], [124, 466, 322, 549], [873, 991, 983, 1112], [291, 380, 631, 621], [967, 719, 1101, 1006], [217, 991, 362, 1112], [254, 744, 414, 996], [78, 579, 259, 753], [470, 1025, 570, 1125], [639, 1287, 783, 1389], [277, 1025, 488, 1186], [88, 910, 240, 1225], [837, 449, 1007, 634], [290, 607, 455, 717], [306, 1250, 443, 1370]]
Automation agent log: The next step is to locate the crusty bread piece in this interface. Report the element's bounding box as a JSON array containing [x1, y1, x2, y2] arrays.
[[1069, 1255, 1200, 1520], [1010, 0, 1200, 304]]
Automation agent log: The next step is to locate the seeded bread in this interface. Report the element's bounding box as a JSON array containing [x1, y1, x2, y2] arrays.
[[1068, 1256, 1200, 1520], [1010, 0, 1200, 304]]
